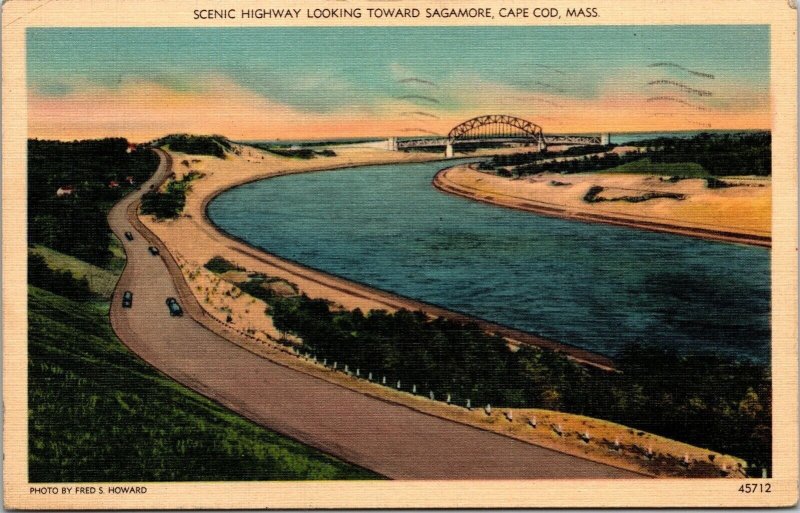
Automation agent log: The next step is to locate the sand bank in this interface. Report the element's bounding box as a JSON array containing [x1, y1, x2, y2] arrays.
[[434, 165, 771, 247]]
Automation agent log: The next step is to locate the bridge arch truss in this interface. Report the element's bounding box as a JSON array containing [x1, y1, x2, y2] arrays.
[[447, 114, 545, 145]]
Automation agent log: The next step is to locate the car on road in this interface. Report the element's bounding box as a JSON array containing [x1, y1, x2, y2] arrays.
[[148, 246, 160, 256], [165, 297, 183, 317], [124, 231, 134, 241], [122, 291, 133, 308]]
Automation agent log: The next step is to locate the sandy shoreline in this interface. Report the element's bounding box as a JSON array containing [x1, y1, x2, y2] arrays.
[[434, 165, 771, 248]]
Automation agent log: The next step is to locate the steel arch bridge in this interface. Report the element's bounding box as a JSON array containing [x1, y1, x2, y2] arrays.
[[447, 114, 544, 145], [390, 114, 607, 156]]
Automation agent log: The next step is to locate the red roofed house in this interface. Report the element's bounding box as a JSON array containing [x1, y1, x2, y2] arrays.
[[108, 180, 120, 188], [56, 186, 74, 197]]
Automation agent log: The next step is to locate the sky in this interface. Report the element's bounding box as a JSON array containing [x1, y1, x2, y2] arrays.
[[27, 26, 770, 141]]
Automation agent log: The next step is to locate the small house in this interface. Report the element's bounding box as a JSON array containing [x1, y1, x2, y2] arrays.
[[56, 186, 74, 197], [108, 180, 120, 188]]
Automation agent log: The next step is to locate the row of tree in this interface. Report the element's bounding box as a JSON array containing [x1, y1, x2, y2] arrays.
[[268, 294, 771, 475], [484, 132, 771, 177], [636, 132, 771, 176], [479, 144, 615, 170], [517, 152, 643, 175]]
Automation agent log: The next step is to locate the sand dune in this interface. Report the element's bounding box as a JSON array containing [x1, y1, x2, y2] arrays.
[[435, 165, 770, 246]]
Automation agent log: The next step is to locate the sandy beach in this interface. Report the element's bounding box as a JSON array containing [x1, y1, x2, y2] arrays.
[[434, 165, 771, 247]]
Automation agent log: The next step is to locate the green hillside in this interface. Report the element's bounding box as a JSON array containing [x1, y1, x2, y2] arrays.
[[30, 244, 119, 297], [28, 285, 378, 482], [602, 158, 708, 177]]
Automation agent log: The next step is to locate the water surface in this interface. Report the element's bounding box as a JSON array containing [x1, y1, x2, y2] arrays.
[[208, 160, 770, 362]]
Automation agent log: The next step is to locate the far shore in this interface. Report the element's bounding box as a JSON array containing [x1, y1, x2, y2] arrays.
[[434, 165, 771, 248]]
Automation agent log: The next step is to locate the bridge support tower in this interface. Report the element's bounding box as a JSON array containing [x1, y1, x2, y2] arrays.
[[445, 143, 454, 158], [387, 137, 398, 151], [601, 133, 610, 145]]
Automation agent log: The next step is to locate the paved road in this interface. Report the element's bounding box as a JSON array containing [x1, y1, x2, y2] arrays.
[[107, 149, 640, 479]]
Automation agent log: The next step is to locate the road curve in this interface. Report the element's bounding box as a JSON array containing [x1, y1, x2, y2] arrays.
[[107, 148, 641, 480]]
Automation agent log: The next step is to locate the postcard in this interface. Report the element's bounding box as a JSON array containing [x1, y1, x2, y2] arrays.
[[2, 0, 797, 509]]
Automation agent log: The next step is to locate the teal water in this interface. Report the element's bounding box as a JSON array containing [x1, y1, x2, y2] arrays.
[[208, 160, 770, 362]]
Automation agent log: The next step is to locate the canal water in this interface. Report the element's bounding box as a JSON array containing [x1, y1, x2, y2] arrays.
[[208, 159, 770, 363]]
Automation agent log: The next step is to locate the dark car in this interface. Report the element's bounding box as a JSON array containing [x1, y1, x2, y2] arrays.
[[122, 291, 133, 308], [124, 231, 134, 241], [166, 297, 183, 317], [148, 246, 160, 256]]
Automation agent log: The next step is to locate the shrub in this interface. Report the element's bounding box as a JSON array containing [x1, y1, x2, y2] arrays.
[[204, 256, 244, 274]]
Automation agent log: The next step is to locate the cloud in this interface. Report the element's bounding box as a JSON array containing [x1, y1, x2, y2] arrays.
[[28, 71, 770, 142]]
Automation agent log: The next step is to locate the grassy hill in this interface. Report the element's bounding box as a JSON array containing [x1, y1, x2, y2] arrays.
[[602, 158, 708, 177], [28, 285, 377, 482], [30, 244, 119, 297], [152, 134, 232, 158]]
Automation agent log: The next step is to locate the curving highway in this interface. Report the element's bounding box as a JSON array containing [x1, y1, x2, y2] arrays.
[[107, 148, 641, 479]]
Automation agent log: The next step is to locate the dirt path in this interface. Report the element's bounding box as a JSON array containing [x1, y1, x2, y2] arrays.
[[106, 148, 641, 479]]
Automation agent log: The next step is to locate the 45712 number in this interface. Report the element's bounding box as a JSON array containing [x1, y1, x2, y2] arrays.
[[739, 483, 771, 493]]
